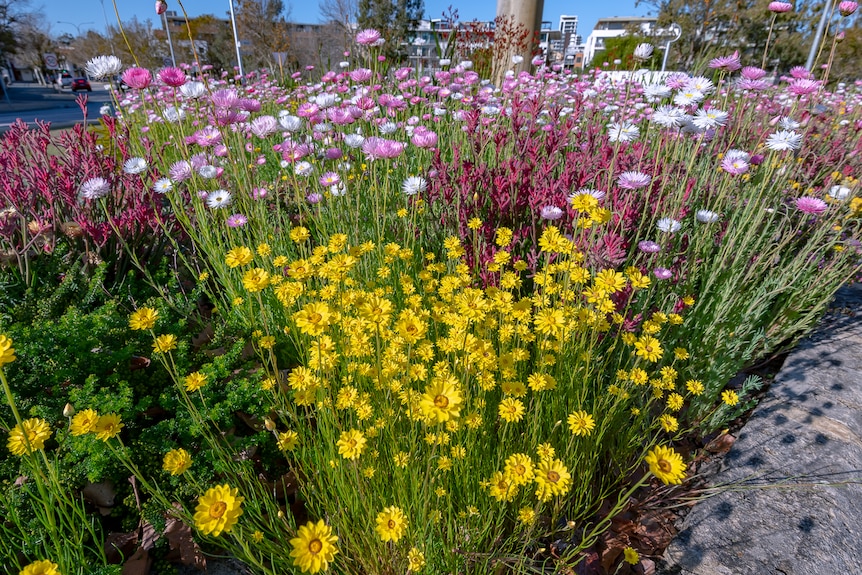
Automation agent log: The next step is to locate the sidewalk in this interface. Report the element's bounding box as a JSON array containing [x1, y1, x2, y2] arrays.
[[660, 282, 862, 574]]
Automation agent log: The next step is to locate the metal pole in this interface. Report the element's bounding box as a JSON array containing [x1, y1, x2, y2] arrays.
[[660, 24, 681, 72], [0, 72, 11, 105], [99, 0, 116, 55], [806, 0, 833, 71], [228, 0, 245, 77], [163, 12, 176, 66]]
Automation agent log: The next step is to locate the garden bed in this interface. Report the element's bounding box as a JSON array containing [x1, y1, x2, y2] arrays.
[[1, 23, 861, 575]]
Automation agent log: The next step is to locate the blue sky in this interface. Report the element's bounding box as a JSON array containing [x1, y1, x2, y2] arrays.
[[46, 0, 652, 41]]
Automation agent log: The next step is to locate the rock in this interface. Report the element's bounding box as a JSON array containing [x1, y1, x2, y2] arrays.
[[659, 284, 862, 575]]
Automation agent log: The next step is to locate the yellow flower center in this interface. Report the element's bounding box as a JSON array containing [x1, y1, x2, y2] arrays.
[[515, 464, 525, 475], [434, 394, 449, 408], [658, 459, 672, 473], [547, 471, 560, 483], [387, 519, 396, 529], [308, 312, 322, 324], [209, 501, 227, 519], [309, 538, 323, 554]]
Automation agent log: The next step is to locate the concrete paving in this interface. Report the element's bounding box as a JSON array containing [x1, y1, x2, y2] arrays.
[[0, 81, 111, 131], [660, 282, 862, 574]]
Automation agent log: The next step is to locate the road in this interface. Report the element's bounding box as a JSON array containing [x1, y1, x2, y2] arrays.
[[0, 82, 115, 133]]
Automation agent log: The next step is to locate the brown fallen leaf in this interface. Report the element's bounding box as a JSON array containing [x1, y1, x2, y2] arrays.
[[105, 531, 138, 564], [140, 520, 159, 551], [164, 510, 206, 568], [82, 481, 116, 515], [705, 432, 736, 454], [122, 547, 151, 575], [129, 356, 151, 371]]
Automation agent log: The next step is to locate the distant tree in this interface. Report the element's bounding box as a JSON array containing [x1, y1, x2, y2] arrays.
[[13, 12, 57, 75], [357, 0, 423, 63], [589, 33, 663, 70], [235, 0, 292, 71], [0, 0, 20, 56], [636, 0, 814, 71], [110, 18, 170, 70], [169, 14, 238, 71], [823, 20, 862, 84], [320, 0, 358, 53]]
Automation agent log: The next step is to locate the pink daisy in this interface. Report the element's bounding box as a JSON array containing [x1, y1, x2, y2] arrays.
[[795, 197, 827, 215], [618, 171, 652, 190]]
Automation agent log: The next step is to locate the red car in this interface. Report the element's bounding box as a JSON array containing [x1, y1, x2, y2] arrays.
[[71, 78, 92, 92]]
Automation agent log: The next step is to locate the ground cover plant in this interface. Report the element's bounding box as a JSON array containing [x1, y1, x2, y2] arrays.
[[2, 5, 862, 573]]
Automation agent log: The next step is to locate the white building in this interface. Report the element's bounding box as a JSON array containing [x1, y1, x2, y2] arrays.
[[583, 16, 657, 67]]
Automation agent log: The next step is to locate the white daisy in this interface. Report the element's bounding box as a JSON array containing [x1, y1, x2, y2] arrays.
[[685, 76, 715, 95], [607, 122, 640, 143], [828, 185, 851, 200], [777, 116, 801, 130], [765, 130, 803, 152], [673, 90, 704, 107], [205, 189, 232, 208], [179, 81, 206, 99], [85, 55, 122, 80], [633, 43, 654, 61], [691, 108, 729, 130], [198, 165, 218, 179], [343, 134, 365, 149], [279, 115, 303, 132], [724, 149, 751, 162], [163, 106, 186, 122], [315, 93, 339, 108], [79, 177, 111, 200], [651, 105, 686, 128], [695, 209, 720, 223], [656, 217, 682, 233], [294, 161, 313, 176], [643, 83, 672, 101], [153, 178, 173, 194], [123, 157, 148, 175], [540, 205, 564, 220], [402, 176, 427, 196], [379, 121, 398, 134]]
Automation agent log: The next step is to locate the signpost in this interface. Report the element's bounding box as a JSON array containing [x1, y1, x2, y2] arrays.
[[43, 53, 60, 70]]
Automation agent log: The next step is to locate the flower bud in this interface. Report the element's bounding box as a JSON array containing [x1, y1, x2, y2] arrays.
[[264, 417, 276, 431], [768, 1, 793, 13], [839, 1, 858, 16], [155, 0, 168, 15], [63, 403, 75, 417]]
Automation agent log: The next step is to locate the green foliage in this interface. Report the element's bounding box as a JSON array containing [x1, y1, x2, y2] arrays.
[[589, 33, 662, 69], [358, 0, 424, 62]]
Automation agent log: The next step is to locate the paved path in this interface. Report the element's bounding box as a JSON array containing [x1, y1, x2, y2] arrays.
[[660, 283, 862, 574], [0, 82, 112, 132]]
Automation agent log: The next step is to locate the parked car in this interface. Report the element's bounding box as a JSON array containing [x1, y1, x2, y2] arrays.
[[71, 77, 92, 92], [55, 72, 73, 91]]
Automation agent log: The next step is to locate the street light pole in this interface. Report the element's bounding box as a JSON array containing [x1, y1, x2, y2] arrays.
[[98, 0, 116, 55], [661, 23, 682, 72], [57, 21, 95, 36], [806, 0, 834, 71], [228, 0, 245, 78], [163, 12, 176, 67]]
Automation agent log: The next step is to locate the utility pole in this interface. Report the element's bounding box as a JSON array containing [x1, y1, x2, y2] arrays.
[[495, 0, 545, 82], [806, 0, 834, 71], [163, 12, 177, 66], [99, 0, 117, 55], [228, 0, 245, 78]]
